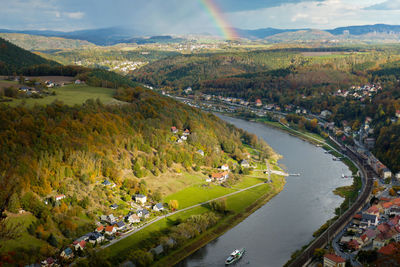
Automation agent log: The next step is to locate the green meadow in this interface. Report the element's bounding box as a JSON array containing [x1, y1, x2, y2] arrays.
[[6, 84, 118, 107]]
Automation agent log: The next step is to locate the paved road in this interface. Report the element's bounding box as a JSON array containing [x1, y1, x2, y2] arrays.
[[103, 181, 268, 249]]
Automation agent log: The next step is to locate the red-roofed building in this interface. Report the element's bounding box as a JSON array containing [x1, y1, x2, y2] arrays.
[[211, 171, 229, 182], [73, 240, 86, 251], [383, 202, 393, 209], [105, 225, 116, 235], [353, 214, 362, 220], [378, 243, 398, 255], [378, 223, 390, 233], [380, 197, 391, 202], [171, 126, 178, 133], [393, 198, 400, 206], [347, 239, 360, 251], [55, 194, 66, 201], [366, 205, 379, 215], [183, 129, 190, 136], [323, 253, 345, 267], [255, 99, 262, 107], [361, 234, 368, 243], [390, 216, 400, 226], [96, 225, 104, 233], [365, 229, 377, 239]]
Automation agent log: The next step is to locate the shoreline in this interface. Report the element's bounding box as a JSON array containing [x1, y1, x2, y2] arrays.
[[155, 178, 286, 266], [219, 113, 362, 266]]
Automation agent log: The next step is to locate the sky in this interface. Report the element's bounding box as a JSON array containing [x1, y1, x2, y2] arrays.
[[0, 0, 400, 34]]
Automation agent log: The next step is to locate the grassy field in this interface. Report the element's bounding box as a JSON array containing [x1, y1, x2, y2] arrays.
[[0, 213, 47, 253], [6, 84, 117, 107], [104, 175, 285, 262], [164, 184, 236, 209], [146, 172, 206, 197]]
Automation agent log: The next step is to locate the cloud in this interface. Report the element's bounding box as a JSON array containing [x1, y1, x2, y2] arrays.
[[64, 12, 84, 19], [215, 0, 324, 12], [364, 0, 400, 10], [227, 0, 400, 30]]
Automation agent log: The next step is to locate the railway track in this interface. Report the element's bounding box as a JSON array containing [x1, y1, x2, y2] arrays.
[[288, 145, 374, 267]]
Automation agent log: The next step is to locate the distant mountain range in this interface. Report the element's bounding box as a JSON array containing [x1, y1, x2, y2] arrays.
[[236, 24, 400, 40], [2, 24, 400, 45], [0, 27, 146, 46]]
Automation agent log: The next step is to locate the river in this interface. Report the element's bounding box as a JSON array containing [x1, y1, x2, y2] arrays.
[[177, 115, 353, 267]]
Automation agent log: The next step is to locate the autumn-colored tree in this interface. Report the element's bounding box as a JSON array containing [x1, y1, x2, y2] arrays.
[[168, 200, 179, 211]]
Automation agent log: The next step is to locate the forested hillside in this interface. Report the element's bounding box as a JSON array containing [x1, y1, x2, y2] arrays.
[[0, 37, 59, 74], [0, 33, 94, 51], [0, 85, 273, 264]]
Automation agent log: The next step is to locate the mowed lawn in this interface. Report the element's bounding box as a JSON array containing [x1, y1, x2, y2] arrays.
[[164, 184, 236, 209], [7, 84, 117, 107]]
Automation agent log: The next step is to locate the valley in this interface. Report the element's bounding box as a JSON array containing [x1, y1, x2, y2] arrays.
[[1, 12, 400, 267]]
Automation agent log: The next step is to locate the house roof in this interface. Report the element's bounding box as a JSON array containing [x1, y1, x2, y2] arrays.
[[77, 240, 86, 248], [353, 214, 362, 220], [324, 254, 345, 263], [383, 202, 393, 209], [102, 180, 112, 185], [378, 243, 398, 255], [365, 229, 377, 238], [97, 225, 104, 232], [142, 209, 149, 215], [136, 194, 146, 199], [361, 234, 368, 242], [155, 203, 163, 209], [211, 171, 229, 179], [55, 194, 65, 199], [362, 213, 377, 222], [116, 221, 125, 227], [347, 239, 360, 249], [105, 226, 114, 232], [64, 247, 73, 255], [367, 205, 379, 213], [393, 198, 400, 206], [378, 223, 390, 233], [129, 214, 140, 220], [110, 204, 118, 208]]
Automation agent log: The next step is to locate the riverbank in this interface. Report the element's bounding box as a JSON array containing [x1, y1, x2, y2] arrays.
[[99, 143, 286, 265], [223, 113, 362, 266], [156, 177, 286, 266]]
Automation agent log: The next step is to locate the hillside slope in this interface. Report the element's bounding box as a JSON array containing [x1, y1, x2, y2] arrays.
[[0, 37, 59, 74], [0, 33, 94, 51]]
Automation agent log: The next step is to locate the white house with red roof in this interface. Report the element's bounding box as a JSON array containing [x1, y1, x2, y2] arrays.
[[171, 126, 178, 134], [55, 194, 66, 201], [105, 225, 116, 235], [323, 253, 345, 267], [73, 240, 86, 251]]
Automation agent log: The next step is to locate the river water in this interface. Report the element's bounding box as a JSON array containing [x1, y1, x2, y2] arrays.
[[177, 115, 353, 267]]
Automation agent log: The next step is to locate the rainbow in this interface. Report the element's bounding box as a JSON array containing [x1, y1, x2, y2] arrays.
[[199, 0, 239, 40]]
